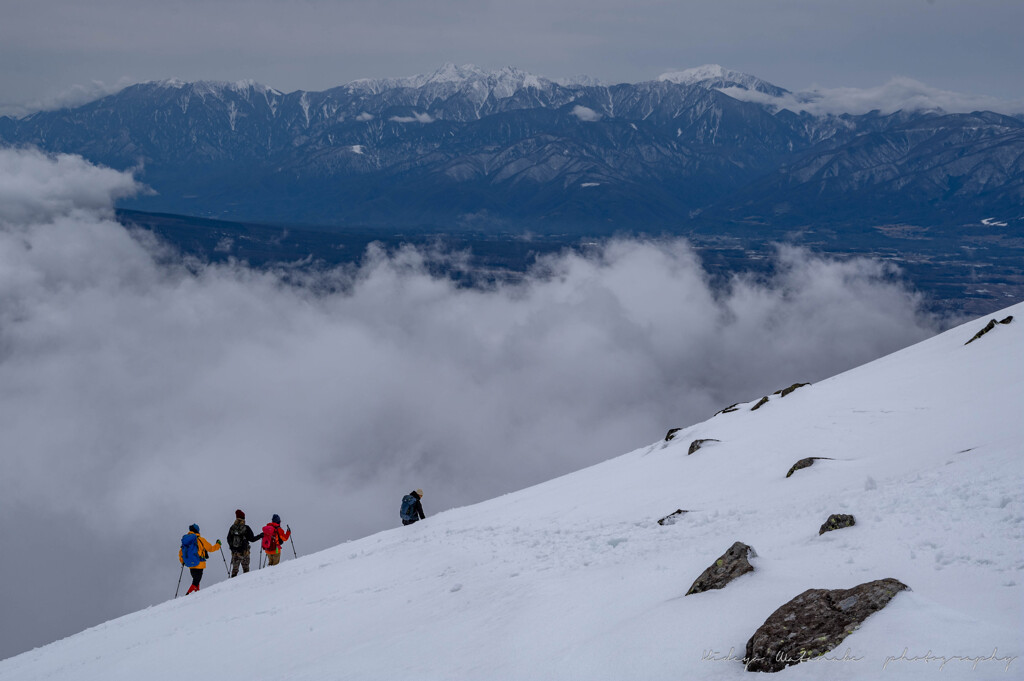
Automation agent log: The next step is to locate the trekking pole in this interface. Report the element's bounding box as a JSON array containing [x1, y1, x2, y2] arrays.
[[259, 546, 263, 569], [219, 545, 230, 577], [175, 564, 184, 599], [287, 525, 297, 559]]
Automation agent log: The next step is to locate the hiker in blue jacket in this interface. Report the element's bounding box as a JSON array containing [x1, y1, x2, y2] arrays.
[[400, 489, 425, 526], [179, 524, 221, 594]]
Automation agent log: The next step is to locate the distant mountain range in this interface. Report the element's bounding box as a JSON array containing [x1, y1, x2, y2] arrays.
[[2, 64, 1022, 233]]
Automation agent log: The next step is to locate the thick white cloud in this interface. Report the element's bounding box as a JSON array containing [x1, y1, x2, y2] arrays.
[[571, 105, 601, 121], [0, 149, 140, 225], [0, 148, 944, 658]]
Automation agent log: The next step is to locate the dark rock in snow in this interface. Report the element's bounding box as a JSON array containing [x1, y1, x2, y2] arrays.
[[751, 383, 811, 412], [965, 315, 1014, 345], [786, 457, 832, 478], [716, 403, 740, 415], [657, 509, 688, 526], [744, 578, 909, 673], [686, 541, 756, 595], [819, 514, 856, 535], [688, 438, 720, 455], [774, 382, 810, 398], [665, 428, 682, 441]]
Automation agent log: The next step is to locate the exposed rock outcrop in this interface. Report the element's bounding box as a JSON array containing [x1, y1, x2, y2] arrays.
[[775, 382, 810, 398], [686, 542, 756, 595], [750, 382, 812, 411], [965, 315, 1014, 345], [688, 438, 720, 455], [818, 514, 856, 535], [786, 457, 832, 478], [744, 578, 909, 673], [657, 509, 688, 526], [715, 403, 740, 415], [665, 428, 682, 442]]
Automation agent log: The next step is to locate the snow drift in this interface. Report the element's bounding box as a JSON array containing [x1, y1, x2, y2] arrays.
[[1, 302, 1020, 680]]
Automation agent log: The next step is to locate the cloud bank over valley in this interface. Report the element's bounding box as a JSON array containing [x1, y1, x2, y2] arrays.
[[719, 76, 1024, 116], [0, 148, 946, 658]]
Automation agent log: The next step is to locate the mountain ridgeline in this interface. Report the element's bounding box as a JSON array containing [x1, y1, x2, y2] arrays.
[[2, 64, 1022, 232]]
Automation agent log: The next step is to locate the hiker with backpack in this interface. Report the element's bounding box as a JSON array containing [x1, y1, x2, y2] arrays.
[[261, 514, 291, 566], [226, 509, 264, 578], [400, 489, 425, 526], [179, 524, 221, 595]]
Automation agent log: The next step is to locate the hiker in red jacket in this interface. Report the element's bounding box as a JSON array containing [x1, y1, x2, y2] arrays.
[[262, 514, 291, 566]]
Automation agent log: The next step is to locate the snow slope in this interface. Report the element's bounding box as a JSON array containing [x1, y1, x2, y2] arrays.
[[2, 304, 1021, 680]]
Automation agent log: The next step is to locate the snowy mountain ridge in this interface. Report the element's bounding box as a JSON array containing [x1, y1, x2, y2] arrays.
[[657, 63, 789, 97], [1, 302, 1020, 680], [4, 62, 1021, 230], [345, 63, 554, 96]]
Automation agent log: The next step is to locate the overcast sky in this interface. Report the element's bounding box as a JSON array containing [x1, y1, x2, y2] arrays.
[[1, 0, 1022, 114]]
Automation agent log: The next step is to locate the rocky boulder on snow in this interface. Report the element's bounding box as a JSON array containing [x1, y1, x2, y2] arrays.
[[818, 514, 857, 535], [657, 509, 688, 526], [786, 457, 832, 478], [688, 438, 720, 455], [685, 542, 756, 595], [744, 578, 909, 673], [750, 382, 811, 411], [774, 382, 810, 398], [664, 428, 682, 441], [965, 315, 1014, 345]]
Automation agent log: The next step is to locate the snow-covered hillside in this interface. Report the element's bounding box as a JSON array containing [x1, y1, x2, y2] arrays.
[[1, 304, 1021, 680]]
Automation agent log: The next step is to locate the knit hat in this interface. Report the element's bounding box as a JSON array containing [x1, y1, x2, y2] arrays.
[[272, 514, 281, 524], [189, 523, 200, 533], [235, 509, 245, 519], [415, 489, 424, 498]]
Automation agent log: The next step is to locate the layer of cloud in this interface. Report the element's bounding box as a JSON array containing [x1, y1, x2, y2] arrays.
[[571, 105, 601, 122], [388, 112, 435, 123], [0, 147, 944, 659], [719, 77, 1024, 116], [0, 78, 136, 118]]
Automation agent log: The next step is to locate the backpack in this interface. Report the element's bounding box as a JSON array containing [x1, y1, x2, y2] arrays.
[[227, 522, 247, 551], [400, 494, 419, 522], [262, 524, 279, 552], [181, 533, 202, 567]]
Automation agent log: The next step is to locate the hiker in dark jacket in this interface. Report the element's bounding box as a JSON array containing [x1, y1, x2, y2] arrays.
[[400, 489, 425, 526], [226, 509, 264, 577]]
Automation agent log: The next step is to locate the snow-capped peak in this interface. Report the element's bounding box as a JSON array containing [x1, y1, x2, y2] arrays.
[[658, 64, 789, 97], [153, 78, 189, 89], [346, 63, 553, 99]]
